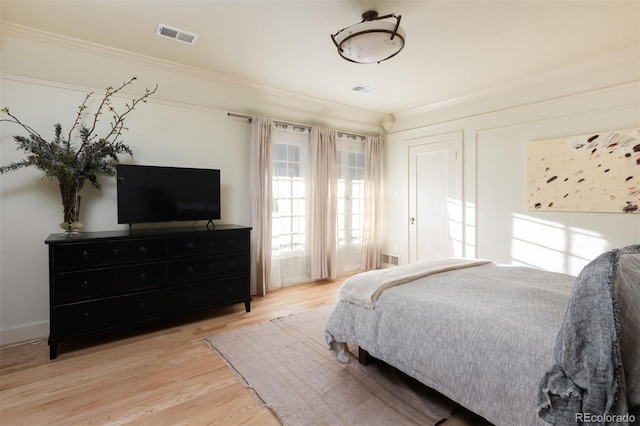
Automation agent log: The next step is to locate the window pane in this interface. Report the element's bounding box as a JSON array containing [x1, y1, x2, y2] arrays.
[[274, 162, 286, 177], [292, 179, 305, 197], [275, 144, 287, 161], [337, 180, 345, 197], [288, 145, 299, 161]]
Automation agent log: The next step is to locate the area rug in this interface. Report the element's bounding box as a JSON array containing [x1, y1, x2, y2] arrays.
[[204, 305, 455, 425]]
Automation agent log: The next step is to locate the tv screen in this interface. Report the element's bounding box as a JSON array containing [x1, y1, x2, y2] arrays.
[[116, 164, 221, 225]]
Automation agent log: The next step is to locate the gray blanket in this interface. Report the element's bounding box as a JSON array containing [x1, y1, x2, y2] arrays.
[[325, 263, 577, 426], [537, 244, 640, 425]]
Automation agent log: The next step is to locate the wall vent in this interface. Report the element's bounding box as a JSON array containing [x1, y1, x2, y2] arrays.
[[155, 23, 199, 45], [381, 253, 399, 266]]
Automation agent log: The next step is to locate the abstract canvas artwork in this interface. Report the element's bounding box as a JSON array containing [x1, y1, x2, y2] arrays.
[[527, 128, 640, 213]]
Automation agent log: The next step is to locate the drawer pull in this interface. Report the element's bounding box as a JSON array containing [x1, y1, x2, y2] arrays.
[[187, 242, 194, 249], [140, 302, 147, 309], [228, 261, 235, 268], [82, 280, 90, 289], [140, 272, 147, 280], [84, 312, 90, 321], [82, 250, 90, 259], [187, 267, 194, 274], [139, 246, 148, 254], [113, 249, 119, 256], [228, 239, 235, 245]]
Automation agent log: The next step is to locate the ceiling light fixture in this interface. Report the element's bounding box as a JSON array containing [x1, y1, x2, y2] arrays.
[[331, 11, 406, 64]]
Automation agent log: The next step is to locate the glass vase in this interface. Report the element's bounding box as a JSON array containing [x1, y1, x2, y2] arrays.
[[59, 176, 85, 233]]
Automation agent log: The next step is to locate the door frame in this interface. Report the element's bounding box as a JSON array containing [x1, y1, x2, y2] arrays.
[[407, 131, 463, 262]]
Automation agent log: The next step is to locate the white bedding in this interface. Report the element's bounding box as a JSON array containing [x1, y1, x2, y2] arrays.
[[337, 257, 491, 308]]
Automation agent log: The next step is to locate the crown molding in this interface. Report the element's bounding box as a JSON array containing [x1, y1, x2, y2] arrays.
[[0, 21, 384, 122], [389, 80, 639, 137], [396, 46, 640, 119], [3, 20, 635, 121], [0, 72, 236, 115]]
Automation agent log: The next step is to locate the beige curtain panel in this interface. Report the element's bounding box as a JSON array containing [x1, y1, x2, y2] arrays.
[[309, 127, 338, 280], [249, 116, 273, 296]]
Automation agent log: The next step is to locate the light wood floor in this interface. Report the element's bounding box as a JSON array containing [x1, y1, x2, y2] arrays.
[[0, 277, 487, 425]]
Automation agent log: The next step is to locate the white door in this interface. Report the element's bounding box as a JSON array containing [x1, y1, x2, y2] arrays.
[[408, 133, 463, 262]]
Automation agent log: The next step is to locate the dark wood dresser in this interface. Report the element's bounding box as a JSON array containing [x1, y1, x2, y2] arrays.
[[45, 224, 251, 359]]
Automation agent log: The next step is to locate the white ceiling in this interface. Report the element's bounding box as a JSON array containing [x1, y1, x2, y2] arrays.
[[1, 0, 639, 115]]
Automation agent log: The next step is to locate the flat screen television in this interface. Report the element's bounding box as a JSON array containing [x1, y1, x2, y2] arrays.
[[116, 164, 221, 225]]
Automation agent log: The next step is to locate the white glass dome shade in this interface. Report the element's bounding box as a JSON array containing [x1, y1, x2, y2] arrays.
[[331, 12, 406, 64]]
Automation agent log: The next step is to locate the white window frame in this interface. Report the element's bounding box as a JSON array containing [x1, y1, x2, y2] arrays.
[[337, 138, 365, 249], [271, 127, 309, 258]]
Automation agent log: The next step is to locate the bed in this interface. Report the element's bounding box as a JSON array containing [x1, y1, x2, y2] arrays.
[[325, 245, 640, 426]]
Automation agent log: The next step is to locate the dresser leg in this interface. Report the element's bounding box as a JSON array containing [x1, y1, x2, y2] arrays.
[[245, 299, 251, 313], [49, 343, 58, 360]]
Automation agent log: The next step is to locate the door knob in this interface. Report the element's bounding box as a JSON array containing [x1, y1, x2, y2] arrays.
[[410, 217, 415, 225]]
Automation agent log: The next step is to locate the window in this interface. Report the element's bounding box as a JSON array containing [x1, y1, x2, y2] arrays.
[[270, 126, 311, 288], [337, 149, 365, 246], [272, 142, 306, 253], [336, 138, 366, 274], [270, 127, 367, 285]]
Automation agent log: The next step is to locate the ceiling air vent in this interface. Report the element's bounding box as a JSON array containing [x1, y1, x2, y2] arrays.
[[350, 84, 374, 94], [155, 23, 199, 45]]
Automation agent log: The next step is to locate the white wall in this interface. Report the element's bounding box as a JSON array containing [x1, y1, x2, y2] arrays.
[[0, 29, 383, 344], [2, 24, 638, 345], [384, 52, 640, 275]]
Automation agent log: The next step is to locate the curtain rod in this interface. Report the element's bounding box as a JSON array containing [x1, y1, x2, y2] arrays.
[[226, 112, 373, 141], [227, 112, 253, 122]]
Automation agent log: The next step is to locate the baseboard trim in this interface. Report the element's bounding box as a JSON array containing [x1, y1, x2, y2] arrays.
[[0, 322, 48, 346]]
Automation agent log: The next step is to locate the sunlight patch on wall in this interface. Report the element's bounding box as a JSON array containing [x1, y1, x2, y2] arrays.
[[511, 213, 606, 275], [448, 198, 464, 257], [567, 227, 608, 269], [462, 201, 477, 257]]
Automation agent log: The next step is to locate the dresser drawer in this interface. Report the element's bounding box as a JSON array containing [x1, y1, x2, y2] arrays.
[[52, 291, 166, 337], [168, 253, 249, 283], [167, 276, 248, 313], [51, 238, 166, 271], [45, 225, 251, 359], [53, 262, 166, 303], [168, 229, 249, 257]]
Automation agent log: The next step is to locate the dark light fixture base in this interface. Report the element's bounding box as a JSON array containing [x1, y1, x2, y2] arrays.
[[362, 10, 379, 21]]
